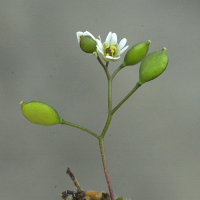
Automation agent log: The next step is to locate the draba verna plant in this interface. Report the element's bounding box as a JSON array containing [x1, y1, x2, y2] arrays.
[[20, 31, 169, 200]]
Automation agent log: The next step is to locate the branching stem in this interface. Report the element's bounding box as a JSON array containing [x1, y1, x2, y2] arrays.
[[62, 57, 142, 200]]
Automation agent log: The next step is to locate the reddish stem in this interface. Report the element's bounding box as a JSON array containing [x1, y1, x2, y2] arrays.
[[99, 138, 115, 200]]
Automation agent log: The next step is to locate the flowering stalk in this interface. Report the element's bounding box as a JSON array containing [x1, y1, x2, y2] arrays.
[[75, 31, 141, 200], [96, 58, 141, 200], [20, 30, 168, 200], [98, 62, 114, 200]]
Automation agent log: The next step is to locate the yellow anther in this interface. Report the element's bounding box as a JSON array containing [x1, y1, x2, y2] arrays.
[[105, 44, 117, 57]]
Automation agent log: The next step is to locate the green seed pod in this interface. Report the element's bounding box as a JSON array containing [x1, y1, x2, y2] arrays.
[[139, 48, 168, 84], [80, 36, 97, 54], [20, 101, 62, 125], [123, 40, 151, 66], [116, 197, 123, 200]]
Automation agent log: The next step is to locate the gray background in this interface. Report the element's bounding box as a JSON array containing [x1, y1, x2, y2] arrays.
[[1, 0, 200, 200]]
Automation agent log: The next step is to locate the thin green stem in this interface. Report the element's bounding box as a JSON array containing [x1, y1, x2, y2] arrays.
[[111, 63, 125, 81], [99, 137, 115, 200], [61, 119, 99, 139], [63, 58, 140, 200], [98, 71, 115, 200], [112, 82, 142, 114], [101, 114, 113, 138], [101, 78, 113, 138], [97, 56, 110, 80], [108, 78, 112, 112]]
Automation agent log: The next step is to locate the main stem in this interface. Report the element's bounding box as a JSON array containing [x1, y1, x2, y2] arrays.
[[99, 137, 115, 200], [98, 59, 115, 200], [97, 59, 141, 200], [61, 58, 142, 200]]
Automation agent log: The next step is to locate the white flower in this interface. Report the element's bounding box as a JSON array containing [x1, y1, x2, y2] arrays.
[[96, 32, 129, 62], [76, 31, 96, 44]]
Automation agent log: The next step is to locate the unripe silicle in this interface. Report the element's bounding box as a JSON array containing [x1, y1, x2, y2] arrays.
[[80, 36, 97, 54], [139, 48, 168, 84], [116, 197, 123, 200], [20, 101, 62, 125], [85, 191, 110, 200], [123, 40, 151, 66]]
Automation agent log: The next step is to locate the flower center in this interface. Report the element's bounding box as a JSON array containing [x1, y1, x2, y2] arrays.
[[105, 44, 117, 57]]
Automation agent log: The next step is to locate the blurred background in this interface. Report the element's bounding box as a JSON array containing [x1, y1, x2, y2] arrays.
[[1, 0, 200, 200]]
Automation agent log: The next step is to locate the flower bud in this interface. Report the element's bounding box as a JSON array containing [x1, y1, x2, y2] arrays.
[[139, 48, 168, 84], [123, 40, 151, 66], [20, 101, 62, 125], [79, 35, 97, 54]]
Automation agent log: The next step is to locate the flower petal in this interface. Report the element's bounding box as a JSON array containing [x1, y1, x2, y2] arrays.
[[76, 31, 83, 43], [106, 55, 120, 60], [76, 31, 97, 44], [119, 45, 129, 54], [118, 38, 127, 50], [96, 39, 103, 50], [98, 35, 101, 41], [110, 33, 117, 44], [96, 45, 104, 55], [105, 32, 112, 45], [85, 31, 96, 41]]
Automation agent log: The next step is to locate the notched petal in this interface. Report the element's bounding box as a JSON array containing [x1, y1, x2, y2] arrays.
[[106, 55, 120, 60], [96, 45, 104, 54], [118, 38, 127, 50], [119, 45, 129, 54], [105, 32, 112, 45], [96, 39, 103, 50], [110, 33, 117, 44], [85, 31, 96, 41]]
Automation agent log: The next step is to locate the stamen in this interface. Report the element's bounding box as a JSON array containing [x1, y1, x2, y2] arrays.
[[105, 45, 117, 57]]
